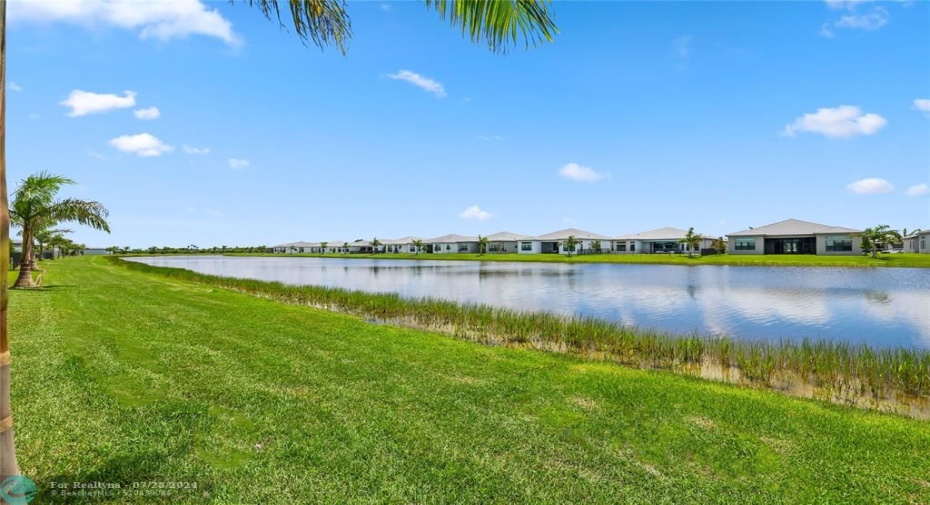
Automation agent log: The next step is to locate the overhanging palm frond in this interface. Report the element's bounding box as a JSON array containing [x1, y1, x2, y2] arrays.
[[241, 0, 352, 53], [424, 0, 558, 53], [47, 199, 111, 233]]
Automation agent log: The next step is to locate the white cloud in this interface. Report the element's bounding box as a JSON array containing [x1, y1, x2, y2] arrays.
[[9, 0, 240, 46], [182, 145, 210, 155], [61, 89, 136, 117], [906, 183, 929, 197], [825, 0, 874, 9], [458, 205, 493, 221], [228, 158, 250, 170], [9, 82, 21, 91], [914, 99, 930, 113], [133, 106, 160, 120], [846, 178, 894, 194], [109, 133, 173, 157], [671, 35, 693, 59], [834, 7, 889, 31], [781, 105, 886, 139], [386, 70, 446, 98], [558, 162, 610, 183]]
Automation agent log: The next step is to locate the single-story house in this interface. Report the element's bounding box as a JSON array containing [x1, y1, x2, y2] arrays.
[[484, 231, 530, 253], [907, 230, 930, 254], [347, 240, 377, 254], [727, 219, 862, 255], [903, 234, 920, 253], [613, 227, 717, 254], [428, 234, 479, 254], [382, 237, 424, 254], [519, 228, 613, 255], [81, 247, 111, 256]]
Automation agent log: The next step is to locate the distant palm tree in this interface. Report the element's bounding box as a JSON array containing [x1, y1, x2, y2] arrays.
[[372, 237, 382, 254], [592, 240, 602, 254], [477, 235, 490, 255], [857, 225, 902, 258], [412, 239, 424, 255], [10, 172, 110, 288], [564, 235, 578, 257], [902, 228, 922, 237], [320, 241, 328, 254], [678, 227, 703, 257]]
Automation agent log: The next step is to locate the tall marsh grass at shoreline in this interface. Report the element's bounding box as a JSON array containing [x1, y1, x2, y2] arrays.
[[116, 257, 930, 417]]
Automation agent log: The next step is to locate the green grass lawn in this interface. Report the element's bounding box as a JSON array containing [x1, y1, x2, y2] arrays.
[[9, 257, 930, 503], [231, 251, 930, 268]]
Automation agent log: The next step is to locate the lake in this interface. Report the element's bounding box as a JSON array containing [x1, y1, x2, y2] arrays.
[[129, 256, 930, 349]]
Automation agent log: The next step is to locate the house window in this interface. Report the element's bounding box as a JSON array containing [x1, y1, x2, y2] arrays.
[[458, 244, 468, 252], [521, 242, 533, 251], [735, 238, 756, 251], [825, 236, 853, 252], [616, 243, 626, 252], [630, 243, 635, 252]]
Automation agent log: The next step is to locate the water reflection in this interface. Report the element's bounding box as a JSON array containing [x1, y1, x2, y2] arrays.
[[129, 256, 930, 349]]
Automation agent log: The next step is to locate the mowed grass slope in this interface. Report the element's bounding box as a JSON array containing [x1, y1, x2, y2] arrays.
[[10, 257, 930, 503]]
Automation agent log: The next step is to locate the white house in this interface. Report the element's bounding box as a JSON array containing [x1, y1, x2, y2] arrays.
[[613, 227, 717, 254], [382, 236, 424, 254], [428, 234, 479, 254], [727, 219, 862, 256], [484, 231, 530, 253], [519, 228, 613, 255]]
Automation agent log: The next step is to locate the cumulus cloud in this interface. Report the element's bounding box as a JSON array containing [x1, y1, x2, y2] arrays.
[[109, 133, 173, 157], [458, 205, 493, 221], [182, 145, 210, 155], [228, 158, 250, 170], [386, 70, 446, 98], [9, 0, 240, 46], [846, 178, 894, 194], [558, 162, 610, 183], [821, 1, 892, 37], [914, 99, 930, 113], [781, 105, 886, 139], [906, 183, 928, 197], [9, 82, 21, 91], [61, 89, 136, 117], [133, 106, 160, 120]]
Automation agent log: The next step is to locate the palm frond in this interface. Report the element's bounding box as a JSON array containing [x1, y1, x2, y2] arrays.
[[240, 0, 352, 54], [424, 0, 558, 54], [47, 199, 111, 233]]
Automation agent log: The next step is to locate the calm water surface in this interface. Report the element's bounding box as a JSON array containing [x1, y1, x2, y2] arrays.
[[130, 256, 930, 349]]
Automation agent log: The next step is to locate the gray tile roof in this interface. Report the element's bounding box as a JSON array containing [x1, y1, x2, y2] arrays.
[[615, 226, 695, 241], [485, 231, 531, 241], [382, 236, 423, 245], [533, 228, 613, 241], [427, 234, 479, 243], [728, 219, 861, 237]]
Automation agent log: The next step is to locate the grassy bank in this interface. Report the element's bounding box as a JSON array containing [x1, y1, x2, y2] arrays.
[[115, 257, 930, 414], [9, 256, 930, 503], [229, 251, 930, 268]]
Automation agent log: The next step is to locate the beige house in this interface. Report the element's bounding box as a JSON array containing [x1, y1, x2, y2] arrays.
[[428, 234, 480, 254], [727, 219, 861, 255], [518, 228, 612, 255], [485, 231, 531, 253]]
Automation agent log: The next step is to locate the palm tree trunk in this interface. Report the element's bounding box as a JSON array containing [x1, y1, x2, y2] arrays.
[[0, 0, 23, 487], [13, 229, 34, 289]]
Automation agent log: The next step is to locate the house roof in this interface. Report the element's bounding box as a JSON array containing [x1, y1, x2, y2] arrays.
[[533, 228, 613, 241], [381, 236, 423, 245], [485, 231, 531, 241], [427, 234, 479, 243], [291, 241, 319, 247], [727, 219, 861, 237], [615, 226, 697, 241]]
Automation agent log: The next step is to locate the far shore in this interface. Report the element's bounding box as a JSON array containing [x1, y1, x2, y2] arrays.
[[221, 252, 930, 268]]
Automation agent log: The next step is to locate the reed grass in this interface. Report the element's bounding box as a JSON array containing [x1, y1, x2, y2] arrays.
[[112, 257, 930, 413]]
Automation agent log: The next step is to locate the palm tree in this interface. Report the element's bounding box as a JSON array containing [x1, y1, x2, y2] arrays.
[[592, 240, 602, 254], [856, 225, 903, 258], [35, 228, 73, 261], [320, 241, 328, 254], [477, 235, 489, 255], [902, 228, 922, 237], [412, 239, 424, 255], [563, 235, 578, 257], [678, 227, 703, 258], [371, 237, 382, 254], [0, 0, 558, 483], [10, 172, 110, 288]]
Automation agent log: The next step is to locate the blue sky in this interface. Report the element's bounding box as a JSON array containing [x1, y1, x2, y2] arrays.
[[7, 0, 929, 248]]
